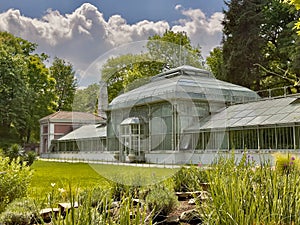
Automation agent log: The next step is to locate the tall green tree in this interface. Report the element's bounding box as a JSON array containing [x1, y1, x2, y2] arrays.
[[0, 32, 57, 144], [0, 32, 39, 143], [102, 30, 204, 102], [73, 83, 100, 113], [222, 0, 266, 90], [285, 0, 300, 34], [147, 30, 203, 68], [50, 57, 77, 111], [23, 54, 56, 142], [257, 0, 300, 93], [101, 54, 164, 102], [222, 0, 300, 94], [206, 46, 225, 80]]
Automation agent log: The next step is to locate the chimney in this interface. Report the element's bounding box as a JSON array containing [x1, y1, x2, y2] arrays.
[[98, 80, 108, 119]]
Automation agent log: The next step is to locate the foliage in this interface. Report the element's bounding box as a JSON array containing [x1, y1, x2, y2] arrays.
[[2, 144, 36, 166], [273, 152, 300, 174], [6, 143, 23, 162], [0, 156, 32, 213], [72, 83, 100, 113], [0, 32, 76, 143], [145, 183, 178, 218], [202, 153, 300, 225], [23, 151, 37, 166], [23, 54, 56, 142], [285, 0, 300, 34], [50, 57, 77, 111], [147, 30, 203, 68], [101, 53, 164, 102], [171, 165, 208, 192], [206, 46, 225, 80], [222, 0, 265, 90], [0, 198, 40, 225], [101, 30, 204, 102], [221, 0, 300, 92]]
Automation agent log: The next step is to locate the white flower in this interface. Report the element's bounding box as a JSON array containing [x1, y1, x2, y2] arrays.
[[58, 188, 66, 193]]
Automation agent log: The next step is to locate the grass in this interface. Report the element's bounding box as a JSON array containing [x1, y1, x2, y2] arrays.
[[29, 160, 178, 197]]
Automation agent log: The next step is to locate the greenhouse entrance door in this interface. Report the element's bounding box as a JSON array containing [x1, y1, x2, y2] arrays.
[[119, 117, 142, 162]]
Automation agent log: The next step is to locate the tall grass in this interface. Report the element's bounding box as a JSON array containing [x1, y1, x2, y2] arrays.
[[201, 153, 300, 225]]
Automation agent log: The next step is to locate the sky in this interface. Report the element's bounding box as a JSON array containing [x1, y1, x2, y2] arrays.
[[0, 0, 226, 87]]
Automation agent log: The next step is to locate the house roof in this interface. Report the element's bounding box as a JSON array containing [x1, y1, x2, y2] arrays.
[[186, 96, 300, 131], [108, 65, 260, 110], [39, 111, 104, 124], [58, 124, 106, 140]]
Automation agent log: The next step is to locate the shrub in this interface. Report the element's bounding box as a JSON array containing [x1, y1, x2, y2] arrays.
[[0, 157, 32, 212], [6, 144, 23, 162], [145, 184, 178, 218], [202, 153, 300, 225], [274, 152, 300, 174], [24, 151, 37, 166], [171, 165, 208, 192], [0, 198, 40, 225]]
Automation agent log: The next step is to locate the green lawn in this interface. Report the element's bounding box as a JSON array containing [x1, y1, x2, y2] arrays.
[[29, 160, 178, 197]]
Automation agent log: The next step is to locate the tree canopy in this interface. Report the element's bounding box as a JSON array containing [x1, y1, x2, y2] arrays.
[[208, 0, 300, 95], [101, 30, 203, 102], [0, 32, 77, 145]]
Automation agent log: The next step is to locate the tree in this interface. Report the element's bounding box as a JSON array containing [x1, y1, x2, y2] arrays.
[[257, 0, 300, 92], [101, 53, 164, 102], [101, 30, 204, 102], [73, 83, 100, 113], [284, 0, 300, 34], [0, 32, 57, 144], [147, 30, 203, 68], [206, 47, 225, 80], [50, 57, 77, 111], [0, 32, 35, 143], [221, 0, 300, 94], [222, 0, 266, 90], [22, 54, 56, 142]]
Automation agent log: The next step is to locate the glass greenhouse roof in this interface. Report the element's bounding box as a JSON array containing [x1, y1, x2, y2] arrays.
[[59, 124, 106, 140], [108, 65, 260, 110], [187, 97, 300, 131]]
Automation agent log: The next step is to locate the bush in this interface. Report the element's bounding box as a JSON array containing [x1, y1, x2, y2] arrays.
[[24, 151, 36, 166], [202, 153, 300, 225], [171, 166, 208, 192], [6, 144, 23, 162], [0, 157, 32, 212], [274, 152, 300, 174], [146, 184, 178, 218], [0, 198, 39, 225]]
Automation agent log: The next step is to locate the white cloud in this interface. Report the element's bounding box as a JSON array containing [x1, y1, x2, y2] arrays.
[[172, 7, 224, 57], [0, 3, 223, 86]]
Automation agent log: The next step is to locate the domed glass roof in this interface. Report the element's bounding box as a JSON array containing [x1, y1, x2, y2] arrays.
[[108, 65, 260, 110]]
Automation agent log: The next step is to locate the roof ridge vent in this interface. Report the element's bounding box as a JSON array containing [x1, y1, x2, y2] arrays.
[[151, 65, 211, 82]]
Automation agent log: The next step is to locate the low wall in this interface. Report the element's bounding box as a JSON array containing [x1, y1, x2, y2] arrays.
[[41, 150, 279, 165]]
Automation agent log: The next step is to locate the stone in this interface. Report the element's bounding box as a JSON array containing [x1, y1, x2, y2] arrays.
[[165, 215, 180, 224], [180, 209, 202, 224], [188, 198, 196, 205]]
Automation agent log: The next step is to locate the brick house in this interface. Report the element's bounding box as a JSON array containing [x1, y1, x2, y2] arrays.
[[39, 111, 104, 154]]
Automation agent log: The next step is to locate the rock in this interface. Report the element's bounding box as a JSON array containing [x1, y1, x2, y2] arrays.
[[180, 209, 202, 224], [188, 198, 196, 205], [111, 201, 120, 208], [39, 208, 60, 223], [165, 215, 180, 224]]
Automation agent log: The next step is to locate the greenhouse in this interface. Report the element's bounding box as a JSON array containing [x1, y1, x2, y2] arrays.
[[106, 65, 260, 162], [44, 65, 300, 164], [185, 97, 300, 151], [49, 124, 106, 152]]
